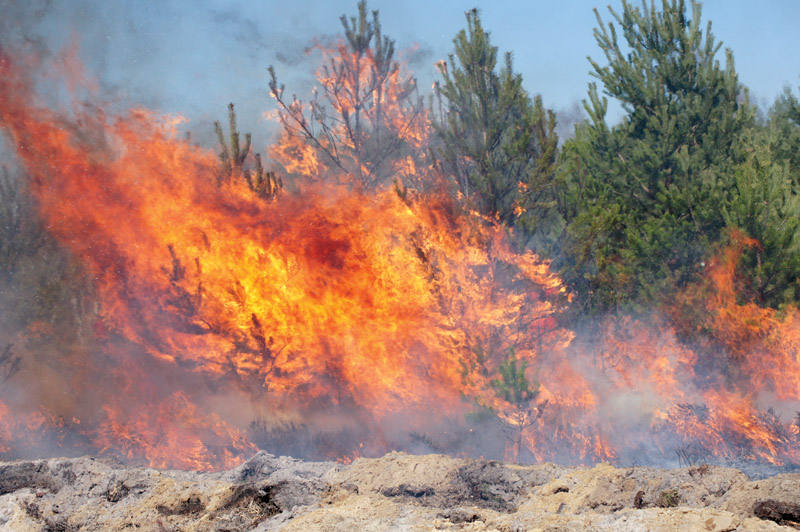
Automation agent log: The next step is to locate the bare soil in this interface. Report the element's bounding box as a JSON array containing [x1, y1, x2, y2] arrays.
[[1, 451, 799, 531]]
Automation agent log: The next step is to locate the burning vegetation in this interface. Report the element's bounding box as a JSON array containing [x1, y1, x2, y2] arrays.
[[0, 0, 800, 474]]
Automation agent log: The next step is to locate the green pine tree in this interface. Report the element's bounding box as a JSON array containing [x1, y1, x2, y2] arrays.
[[432, 9, 559, 244], [767, 86, 800, 186], [721, 127, 800, 308], [214, 102, 251, 182], [559, 0, 754, 315], [489, 349, 546, 464]]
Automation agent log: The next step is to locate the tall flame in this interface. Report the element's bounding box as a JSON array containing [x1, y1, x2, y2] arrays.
[[0, 50, 568, 469], [1, 45, 800, 471]]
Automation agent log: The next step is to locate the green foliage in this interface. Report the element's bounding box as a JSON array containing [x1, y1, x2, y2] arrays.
[[721, 127, 800, 307], [489, 349, 546, 463], [768, 86, 800, 178], [560, 0, 754, 314], [214, 102, 251, 180], [490, 349, 538, 410], [461, 342, 548, 463], [0, 344, 21, 391], [0, 167, 46, 275], [432, 9, 559, 243]]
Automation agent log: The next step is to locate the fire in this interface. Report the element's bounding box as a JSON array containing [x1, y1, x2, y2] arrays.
[[93, 392, 255, 471], [2, 39, 800, 472], [0, 49, 566, 469], [268, 38, 431, 190]]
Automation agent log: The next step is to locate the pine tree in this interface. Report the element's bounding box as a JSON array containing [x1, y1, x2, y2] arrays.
[[214, 102, 251, 182], [0, 344, 21, 392], [0, 167, 45, 274], [214, 103, 281, 200], [768, 86, 800, 186], [720, 113, 800, 307], [0, 166, 96, 343], [432, 9, 559, 240], [268, 1, 427, 190], [560, 0, 754, 314], [489, 349, 547, 463]]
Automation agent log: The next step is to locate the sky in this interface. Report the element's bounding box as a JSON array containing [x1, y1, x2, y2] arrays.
[[1, 0, 800, 149]]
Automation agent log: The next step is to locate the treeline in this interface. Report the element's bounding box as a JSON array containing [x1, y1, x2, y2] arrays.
[[260, 0, 800, 319], [556, 1, 800, 316]]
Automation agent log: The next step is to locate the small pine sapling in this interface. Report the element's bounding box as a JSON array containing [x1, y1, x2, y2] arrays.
[[214, 103, 281, 200], [490, 348, 548, 463]]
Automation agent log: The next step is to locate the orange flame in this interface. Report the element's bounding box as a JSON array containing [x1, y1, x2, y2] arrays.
[[269, 39, 432, 190], [0, 50, 567, 469], [2, 46, 800, 471]]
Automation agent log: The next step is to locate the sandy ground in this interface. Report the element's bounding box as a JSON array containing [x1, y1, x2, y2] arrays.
[[1, 451, 799, 531]]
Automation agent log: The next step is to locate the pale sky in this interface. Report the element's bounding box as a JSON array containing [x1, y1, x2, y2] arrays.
[[2, 0, 799, 148]]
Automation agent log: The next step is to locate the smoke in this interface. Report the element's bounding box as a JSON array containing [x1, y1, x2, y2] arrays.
[[0, 1, 446, 154], [0, 0, 314, 148], [554, 100, 585, 144]]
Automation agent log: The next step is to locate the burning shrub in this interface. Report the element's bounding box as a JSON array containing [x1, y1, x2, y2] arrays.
[[475, 349, 548, 464], [268, 0, 429, 191], [0, 43, 573, 467], [214, 103, 281, 201]]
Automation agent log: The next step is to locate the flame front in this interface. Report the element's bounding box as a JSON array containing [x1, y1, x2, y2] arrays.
[[0, 50, 568, 469], [1, 46, 800, 472]]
